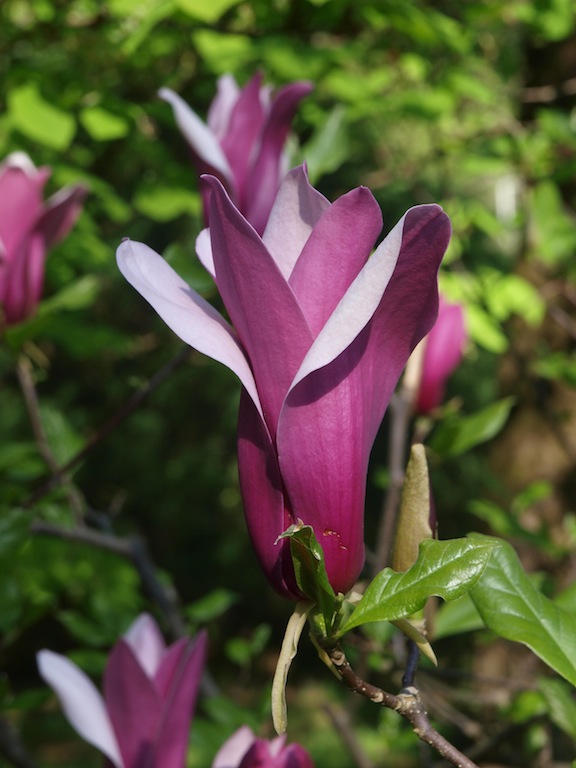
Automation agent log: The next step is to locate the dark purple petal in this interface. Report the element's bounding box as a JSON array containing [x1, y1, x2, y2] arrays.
[[278, 744, 314, 768], [2, 232, 45, 324], [277, 205, 451, 593], [220, 73, 266, 206], [205, 175, 313, 434], [104, 640, 161, 768], [237, 390, 300, 598], [38, 184, 87, 248], [153, 631, 207, 768], [242, 81, 313, 235], [288, 186, 382, 336]]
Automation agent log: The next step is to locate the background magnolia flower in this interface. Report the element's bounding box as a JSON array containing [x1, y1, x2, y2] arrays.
[[117, 166, 451, 599], [213, 725, 313, 768], [0, 152, 86, 327], [415, 296, 467, 414], [159, 72, 313, 234], [37, 613, 207, 768]]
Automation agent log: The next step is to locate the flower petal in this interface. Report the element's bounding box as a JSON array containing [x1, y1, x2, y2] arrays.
[[104, 640, 162, 768], [204, 176, 313, 432], [242, 81, 313, 235], [158, 87, 232, 179], [289, 205, 448, 391], [0, 155, 49, 259], [39, 183, 87, 248], [416, 297, 466, 413], [124, 613, 166, 679], [219, 73, 266, 205], [212, 725, 255, 768], [262, 166, 329, 280], [237, 390, 299, 598], [37, 650, 124, 768], [154, 631, 208, 768], [196, 228, 215, 278], [207, 74, 241, 140], [288, 185, 382, 336], [277, 205, 451, 594], [116, 239, 263, 420]]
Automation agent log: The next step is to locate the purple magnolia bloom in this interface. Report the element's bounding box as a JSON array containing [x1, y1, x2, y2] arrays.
[[0, 152, 86, 327], [213, 725, 313, 768], [37, 614, 207, 768], [415, 296, 466, 414], [159, 73, 312, 234], [117, 166, 451, 598]]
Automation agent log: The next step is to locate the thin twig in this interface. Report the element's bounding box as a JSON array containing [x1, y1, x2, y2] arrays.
[[24, 346, 192, 508], [16, 355, 84, 521], [323, 704, 374, 768], [30, 521, 187, 640], [324, 643, 479, 768]]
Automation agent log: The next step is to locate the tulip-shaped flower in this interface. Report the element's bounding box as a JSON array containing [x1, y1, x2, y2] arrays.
[[415, 296, 466, 414], [0, 152, 86, 327], [117, 166, 451, 598], [213, 725, 313, 768], [37, 614, 207, 768], [159, 73, 312, 234]]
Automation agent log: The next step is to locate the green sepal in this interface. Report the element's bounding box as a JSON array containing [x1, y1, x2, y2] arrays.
[[338, 537, 497, 636], [279, 523, 338, 631]]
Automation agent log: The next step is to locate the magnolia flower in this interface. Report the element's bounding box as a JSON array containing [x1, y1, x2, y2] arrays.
[[117, 166, 451, 598], [0, 152, 86, 327], [159, 73, 312, 234], [415, 296, 466, 414], [213, 725, 313, 768], [37, 614, 207, 768]]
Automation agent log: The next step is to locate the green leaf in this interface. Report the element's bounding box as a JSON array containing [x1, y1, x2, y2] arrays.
[[80, 106, 130, 141], [133, 185, 200, 222], [469, 533, 576, 687], [429, 396, 515, 458], [186, 588, 238, 623], [8, 83, 76, 151], [303, 106, 349, 185], [339, 538, 496, 635], [433, 593, 484, 639], [175, 0, 240, 22], [466, 304, 508, 353], [538, 677, 576, 741], [279, 523, 336, 629]]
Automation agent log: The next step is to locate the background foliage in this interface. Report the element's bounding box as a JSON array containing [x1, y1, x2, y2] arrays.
[[2, 0, 576, 766]]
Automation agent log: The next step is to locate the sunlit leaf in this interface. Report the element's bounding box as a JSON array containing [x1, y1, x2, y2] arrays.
[[176, 0, 240, 22], [8, 83, 76, 150], [80, 107, 130, 141], [339, 538, 496, 635], [430, 397, 515, 458]]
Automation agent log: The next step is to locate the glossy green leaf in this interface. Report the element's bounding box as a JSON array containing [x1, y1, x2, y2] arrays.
[[280, 523, 336, 628], [430, 396, 515, 457], [339, 538, 496, 635], [469, 534, 576, 687]]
